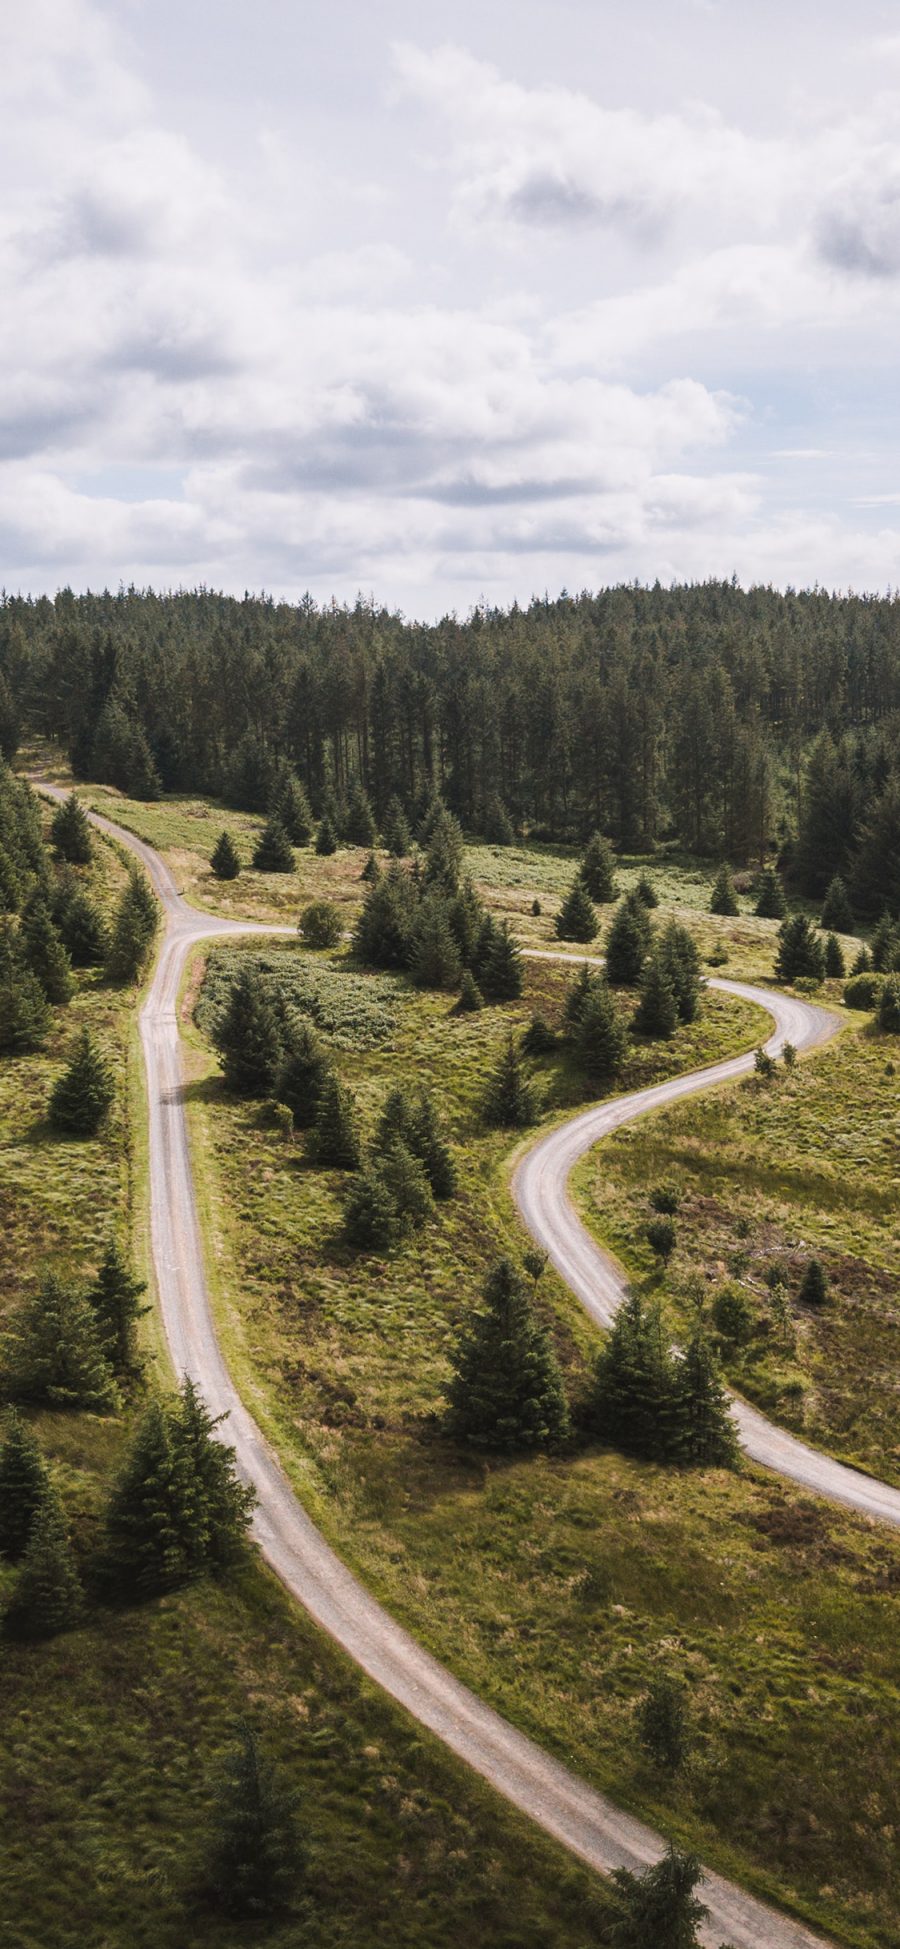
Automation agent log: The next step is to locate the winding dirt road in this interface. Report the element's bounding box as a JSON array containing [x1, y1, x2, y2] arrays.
[[45, 791, 896, 1948]]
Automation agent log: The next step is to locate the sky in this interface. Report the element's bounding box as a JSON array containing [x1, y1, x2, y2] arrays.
[[4, 0, 900, 617]]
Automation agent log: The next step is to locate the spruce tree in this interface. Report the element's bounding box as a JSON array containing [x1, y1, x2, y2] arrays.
[[5, 1272, 117, 1411], [345, 784, 377, 848], [50, 794, 92, 864], [579, 832, 618, 902], [308, 1073, 362, 1168], [379, 1138, 434, 1232], [0, 923, 51, 1052], [775, 913, 826, 982], [587, 1291, 674, 1462], [88, 1239, 149, 1375], [252, 818, 294, 873], [56, 890, 107, 966], [870, 913, 900, 972], [49, 1027, 115, 1135], [211, 830, 241, 880], [878, 972, 900, 1031], [0, 1412, 50, 1559], [482, 1034, 536, 1127], [634, 871, 658, 909], [213, 966, 283, 1097], [456, 968, 483, 1012], [852, 775, 900, 922], [633, 950, 679, 1039], [275, 1021, 330, 1128], [445, 1259, 570, 1451], [710, 863, 740, 916], [205, 1724, 302, 1918], [824, 932, 845, 978], [4, 1488, 84, 1641], [102, 1398, 194, 1595], [671, 1331, 737, 1466], [410, 896, 462, 990], [105, 870, 157, 983], [754, 865, 787, 918], [447, 878, 484, 965], [269, 773, 312, 846], [382, 795, 410, 856], [563, 961, 597, 1032], [798, 1259, 828, 1306], [480, 920, 523, 1001], [315, 814, 338, 856], [352, 865, 415, 969], [609, 1845, 709, 1949], [424, 813, 464, 895], [820, 874, 854, 934], [172, 1379, 255, 1569], [409, 1088, 458, 1198], [658, 921, 702, 1023], [360, 850, 381, 884], [483, 794, 515, 845], [555, 876, 598, 943], [605, 896, 650, 986], [344, 1162, 401, 1250], [638, 1674, 691, 1772], [22, 899, 74, 1004], [573, 980, 628, 1083]]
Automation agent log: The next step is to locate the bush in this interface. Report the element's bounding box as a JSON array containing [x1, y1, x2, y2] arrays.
[[649, 1184, 680, 1215], [843, 970, 883, 1010], [299, 901, 343, 950], [754, 1045, 776, 1080], [646, 1216, 676, 1259], [877, 972, 900, 1032], [637, 1674, 691, 1772], [711, 1283, 754, 1345]]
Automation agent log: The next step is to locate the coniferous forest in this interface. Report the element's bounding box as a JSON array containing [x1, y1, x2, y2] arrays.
[[2, 581, 899, 910]]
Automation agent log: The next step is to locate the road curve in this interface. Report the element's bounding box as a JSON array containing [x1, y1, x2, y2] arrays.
[[40, 791, 852, 1949], [514, 965, 900, 1529]]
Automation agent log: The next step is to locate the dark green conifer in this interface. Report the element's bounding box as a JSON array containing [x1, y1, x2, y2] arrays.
[[605, 895, 650, 986], [252, 818, 294, 873], [0, 922, 51, 1052], [345, 784, 377, 848], [878, 972, 900, 1031], [50, 794, 92, 864], [424, 810, 464, 894], [446, 1259, 570, 1451], [3, 1488, 83, 1641], [481, 1034, 535, 1127], [634, 871, 658, 908], [610, 1845, 709, 1949], [637, 1674, 691, 1772], [824, 932, 845, 978], [105, 870, 158, 983], [269, 773, 312, 846], [555, 876, 598, 943], [205, 1724, 302, 1918], [343, 1162, 401, 1250], [4, 1272, 117, 1411], [483, 794, 515, 845], [275, 1021, 330, 1128], [173, 1379, 256, 1569], [102, 1398, 194, 1595], [456, 968, 483, 1012], [573, 980, 628, 1083], [360, 850, 381, 884], [22, 899, 74, 1004], [211, 830, 241, 880], [479, 920, 523, 1001], [710, 863, 739, 915], [754, 865, 787, 918], [820, 874, 854, 933], [0, 1412, 50, 1559], [633, 950, 679, 1039], [88, 1239, 149, 1375], [579, 832, 618, 902], [213, 966, 283, 1097], [563, 961, 597, 1032], [671, 1331, 737, 1466], [352, 863, 415, 968], [299, 900, 343, 949], [870, 913, 900, 972], [410, 895, 462, 990], [314, 814, 338, 856], [587, 1291, 673, 1462], [658, 921, 702, 1023], [775, 912, 826, 982], [49, 1027, 115, 1135], [55, 890, 108, 966], [447, 878, 484, 964], [308, 1073, 362, 1168], [382, 795, 410, 856], [798, 1258, 828, 1306]]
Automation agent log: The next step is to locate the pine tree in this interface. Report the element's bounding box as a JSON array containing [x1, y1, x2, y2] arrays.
[[798, 1259, 828, 1306], [424, 811, 464, 894], [870, 913, 900, 972], [22, 899, 74, 1004], [605, 896, 650, 986], [0, 671, 20, 762], [445, 1259, 570, 1451], [710, 863, 739, 915], [102, 1398, 195, 1595], [379, 1138, 434, 1232], [0, 1412, 50, 1558], [205, 1724, 302, 1918], [315, 814, 338, 856], [4, 1272, 118, 1411], [482, 1034, 536, 1127], [0, 922, 51, 1052], [269, 773, 312, 846], [308, 1073, 362, 1168], [3, 1488, 84, 1641], [49, 1028, 115, 1135], [573, 980, 628, 1083], [820, 874, 854, 934], [483, 794, 515, 845], [55, 890, 108, 966], [555, 876, 598, 943], [637, 1674, 691, 1771], [105, 870, 157, 983], [633, 950, 679, 1039], [609, 1845, 709, 1949], [345, 784, 377, 848], [275, 1021, 330, 1128], [563, 961, 597, 1033], [378, 1086, 457, 1199], [658, 921, 702, 1023], [634, 871, 658, 908], [50, 794, 92, 864], [587, 1291, 674, 1462], [852, 775, 900, 922], [447, 878, 484, 965], [479, 920, 523, 1001], [172, 1378, 255, 1569], [252, 818, 294, 873], [211, 830, 241, 880], [382, 795, 410, 856], [299, 900, 343, 949], [456, 968, 483, 1012], [213, 966, 284, 1097], [344, 1162, 401, 1250], [579, 832, 618, 902], [360, 850, 380, 884], [671, 1331, 737, 1465], [775, 913, 826, 982], [88, 1239, 149, 1375], [410, 896, 462, 990], [878, 972, 900, 1031], [353, 865, 415, 969], [754, 865, 787, 919], [824, 932, 845, 978]]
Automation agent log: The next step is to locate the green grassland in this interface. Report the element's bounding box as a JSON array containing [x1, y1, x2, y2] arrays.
[[0, 805, 616, 1949], [183, 937, 900, 1949], [573, 1014, 900, 1487]]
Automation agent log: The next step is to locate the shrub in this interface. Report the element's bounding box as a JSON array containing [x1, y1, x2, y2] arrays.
[[649, 1184, 680, 1215], [637, 1674, 691, 1772], [843, 970, 882, 1010], [877, 973, 900, 1032], [782, 1040, 797, 1068], [531, 897, 541, 917], [711, 1283, 754, 1345], [299, 901, 343, 950], [754, 1045, 776, 1080], [646, 1217, 676, 1259]]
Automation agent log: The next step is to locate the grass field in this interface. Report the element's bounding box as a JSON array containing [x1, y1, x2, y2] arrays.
[[183, 935, 900, 1949]]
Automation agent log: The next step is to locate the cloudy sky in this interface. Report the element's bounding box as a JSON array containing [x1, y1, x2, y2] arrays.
[[4, 0, 900, 615]]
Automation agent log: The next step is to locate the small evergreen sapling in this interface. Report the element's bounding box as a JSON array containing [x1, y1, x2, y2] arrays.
[[456, 968, 483, 1012], [0, 1412, 50, 1558], [555, 876, 598, 943], [579, 832, 618, 902], [637, 1674, 691, 1772], [204, 1724, 302, 1918], [308, 1073, 362, 1168], [49, 1028, 115, 1135], [252, 818, 294, 873], [634, 871, 658, 908], [754, 865, 787, 918], [315, 814, 338, 856], [22, 899, 74, 1004], [633, 951, 678, 1039], [605, 895, 651, 986], [50, 793, 92, 863], [275, 1021, 330, 1128], [211, 830, 241, 880], [798, 1258, 828, 1306], [360, 850, 380, 884], [824, 932, 845, 978], [481, 1035, 536, 1128], [572, 980, 627, 1084], [445, 1258, 570, 1451], [479, 920, 524, 1001], [820, 875, 854, 933], [88, 1239, 149, 1375], [3, 1488, 83, 1641], [709, 863, 739, 916], [299, 900, 343, 949], [775, 912, 826, 982], [609, 1845, 710, 1949], [382, 795, 410, 856]]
